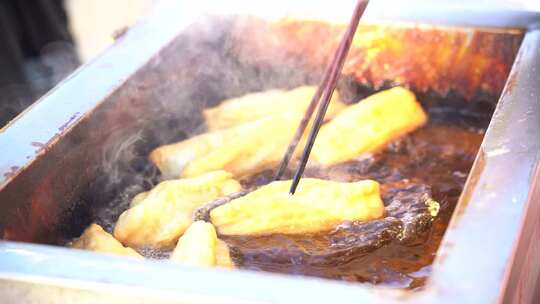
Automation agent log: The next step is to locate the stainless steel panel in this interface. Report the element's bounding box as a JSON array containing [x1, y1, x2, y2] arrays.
[[421, 28, 540, 303], [0, 241, 390, 303]]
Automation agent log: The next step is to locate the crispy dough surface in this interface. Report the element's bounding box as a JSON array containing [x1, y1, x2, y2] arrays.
[[170, 221, 234, 268], [203, 86, 345, 130], [114, 171, 241, 248], [210, 178, 384, 236], [312, 87, 427, 165], [72, 224, 142, 258]]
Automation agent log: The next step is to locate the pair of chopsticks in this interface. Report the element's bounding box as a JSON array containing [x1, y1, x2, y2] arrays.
[[274, 0, 370, 194]]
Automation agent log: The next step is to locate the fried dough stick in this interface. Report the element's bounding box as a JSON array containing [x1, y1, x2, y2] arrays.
[[150, 113, 305, 179], [150, 87, 346, 179], [72, 224, 142, 258], [114, 171, 241, 248], [312, 87, 427, 165], [210, 178, 384, 236], [170, 221, 234, 268], [203, 86, 345, 130]]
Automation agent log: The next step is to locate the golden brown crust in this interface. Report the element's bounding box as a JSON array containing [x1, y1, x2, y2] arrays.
[[113, 171, 241, 248], [203, 86, 345, 131], [71, 223, 142, 258], [170, 221, 217, 266], [312, 87, 427, 165], [150, 86, 347, 179], [210, 179, 384, 236], [170, 221, 235, 268]]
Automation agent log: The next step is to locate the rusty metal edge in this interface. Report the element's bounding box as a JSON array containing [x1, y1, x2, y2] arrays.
[[499, 163, 540, 303]]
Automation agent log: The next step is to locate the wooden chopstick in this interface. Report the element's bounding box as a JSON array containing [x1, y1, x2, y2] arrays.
[[276, 0, 369, 194], [273, 53, 334, 181]]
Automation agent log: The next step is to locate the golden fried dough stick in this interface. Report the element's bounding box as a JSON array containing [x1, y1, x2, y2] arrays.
[[151, 112, 311, 179], [170, 221, 234, 268], [114, 171, 241, 248], [203, 86, 346, 130], [312, 87, 427, 165], [170, 221, 216, 266], [215, 239, 235, 268], [210, 178, 384, 236], [130, 191, 149, 207], [71, 224, 142, 258]]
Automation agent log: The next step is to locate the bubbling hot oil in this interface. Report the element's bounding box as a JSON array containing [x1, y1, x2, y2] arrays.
[[224, 123, 483, 289], [88, 120, 483, 289]]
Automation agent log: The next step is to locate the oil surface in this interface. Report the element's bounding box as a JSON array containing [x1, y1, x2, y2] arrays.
[[84, 106, 485, 289], [226, 123, 483, 289]]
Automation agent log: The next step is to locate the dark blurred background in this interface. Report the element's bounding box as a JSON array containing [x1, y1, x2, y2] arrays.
[[0, 0, 153, 127], [0, 0, 79, 126]]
